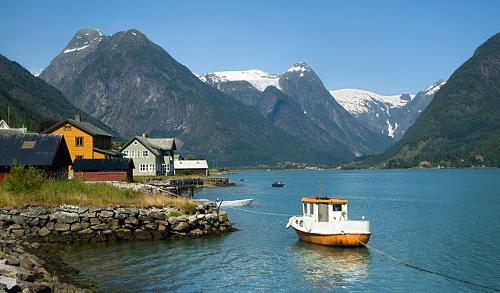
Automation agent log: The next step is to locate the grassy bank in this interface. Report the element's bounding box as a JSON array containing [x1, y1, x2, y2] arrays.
[[0, 165, 196, 212], [0, 179, 196, 211]]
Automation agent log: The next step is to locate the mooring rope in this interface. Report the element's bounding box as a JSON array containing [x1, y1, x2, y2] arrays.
[[225, 207, 499, 291], [224, 206, 294, 217], [359, 241, 500, 292]]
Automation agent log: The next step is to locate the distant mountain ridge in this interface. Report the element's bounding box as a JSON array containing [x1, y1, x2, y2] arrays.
[[330, 80, 446, 140], [198, 62, 393, 157]]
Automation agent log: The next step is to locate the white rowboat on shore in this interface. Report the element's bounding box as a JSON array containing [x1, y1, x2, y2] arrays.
[[217, 199, 254, 207]]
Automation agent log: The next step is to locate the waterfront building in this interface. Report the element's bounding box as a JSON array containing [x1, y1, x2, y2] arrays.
[[174, 160, 209, 176], [120, 135, 176, 176], [0, 132, 72, 183], [45, 115, 121, 162]]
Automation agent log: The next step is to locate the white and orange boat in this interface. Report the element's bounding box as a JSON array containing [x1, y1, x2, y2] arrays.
[[286, 197, 370, 247]]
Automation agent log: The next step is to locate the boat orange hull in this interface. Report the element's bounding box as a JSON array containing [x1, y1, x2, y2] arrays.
[[294, 229, 370, 247]]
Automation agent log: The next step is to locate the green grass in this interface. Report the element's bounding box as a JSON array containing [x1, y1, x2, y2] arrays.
[[168, 210, 183, 217], [0, 180, 196, 211], [0, 164, 197, 211]]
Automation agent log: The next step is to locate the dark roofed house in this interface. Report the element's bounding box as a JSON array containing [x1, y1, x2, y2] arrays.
[[44, 115, 121, 162], [73, 158, 134, 182], [0, 132, 72, 183]]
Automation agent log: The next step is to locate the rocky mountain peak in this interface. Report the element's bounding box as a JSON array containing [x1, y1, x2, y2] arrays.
[[63, 28, 103, 54], [286, 62, 312, 74], [421, 79, 447, 96]]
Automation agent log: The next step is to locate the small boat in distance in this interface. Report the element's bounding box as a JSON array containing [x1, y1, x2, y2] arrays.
[[240, 178, 246, 182], [272, 181, 285, 187], [286, 197, 370, 247], [216, 198, 254, 207]]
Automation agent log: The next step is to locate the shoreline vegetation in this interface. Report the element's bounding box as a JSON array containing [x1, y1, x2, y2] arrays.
[[0, 164, 198, 212]]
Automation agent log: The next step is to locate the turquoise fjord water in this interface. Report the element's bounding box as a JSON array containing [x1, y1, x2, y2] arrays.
[[61, 169, 500, 292]]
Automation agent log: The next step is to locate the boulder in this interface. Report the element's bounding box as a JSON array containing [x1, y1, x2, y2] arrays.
[[172, 222, 190, 232], [109, 219, 120, 230], [116, 213, 127, 221], [187, 215, 197, 223], [46, 222, 54, 230], [50, 211, 79, 224], [8, 224, 22, 231], [70, 223, 82, 232], [11, 215, 27, 225], [54, 223, 70, 232], [11, 230, 24, 238], [145, 223, 158, 230], [38, 227, 50, 237], [190, 229, 204, 236], [124, 217, 138, 226], [19, 258, 35, 271], [115, 229, 132, 240], [90, 223, 108, 231], [77, 228, 93, 235], [79, 212, 96, 218], [134, 229, 152, 240], [89, 218, 100, 225], [78, 207, 89, 214], [99, 210, 114, 218], [148, 212, 166, 221], [29, 218, 40, 226], [4, 255, 20, 266]]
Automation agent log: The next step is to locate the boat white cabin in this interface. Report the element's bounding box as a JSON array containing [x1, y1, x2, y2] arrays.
[[287, 197, 370, 247]]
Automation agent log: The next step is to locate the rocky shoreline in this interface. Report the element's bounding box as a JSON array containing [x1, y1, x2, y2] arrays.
[[0, 202, 232, 292]]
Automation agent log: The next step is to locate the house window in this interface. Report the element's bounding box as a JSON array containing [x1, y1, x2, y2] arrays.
[[143, 150, 149, 157], [75, 137, 84, 147], [64, 125, 71, 131], [123, 150, 129, 158], [139, 164, 147, 172], [130, 150, 135, 158], [75, 155, 83, 160], [148, 164, 155, 172], [160, 164, 169, 175]]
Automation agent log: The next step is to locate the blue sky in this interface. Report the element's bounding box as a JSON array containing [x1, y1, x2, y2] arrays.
[[1, 0, 499, 94]]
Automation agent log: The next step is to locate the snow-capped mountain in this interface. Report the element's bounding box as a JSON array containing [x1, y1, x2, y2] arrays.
[[330, 80, 446, 140], [198, 62, 393, 157], [197, 69, 280, 91]]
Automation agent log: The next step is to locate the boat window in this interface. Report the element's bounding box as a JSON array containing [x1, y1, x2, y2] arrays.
[[310, 203, 314, 216], [332, 204, 342, 211], [303, 203, 308, 215]]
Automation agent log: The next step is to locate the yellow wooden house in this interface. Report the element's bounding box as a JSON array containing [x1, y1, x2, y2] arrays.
[[45, 115, 121, 162]]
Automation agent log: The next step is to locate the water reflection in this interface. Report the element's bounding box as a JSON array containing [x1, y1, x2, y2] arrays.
[[290, 241, 370, 289]]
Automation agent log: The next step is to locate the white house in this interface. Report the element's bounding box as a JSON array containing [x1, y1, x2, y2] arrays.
[[174, 160, 209, 176], [120, 135, 176, 176]]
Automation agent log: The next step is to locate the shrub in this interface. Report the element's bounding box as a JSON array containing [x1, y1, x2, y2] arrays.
[[169, 210, 183, 217], [4, 164, 44, 193], [185, 202, 197, 215]]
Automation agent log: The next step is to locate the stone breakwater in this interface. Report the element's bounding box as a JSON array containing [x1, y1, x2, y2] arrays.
[[0, 203, 232, 292], [0, 203, 231, 242]]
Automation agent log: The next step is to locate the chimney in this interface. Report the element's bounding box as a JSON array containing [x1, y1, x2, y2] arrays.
[[142, 133, 147, 137], [75, 115, 81, 122]]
